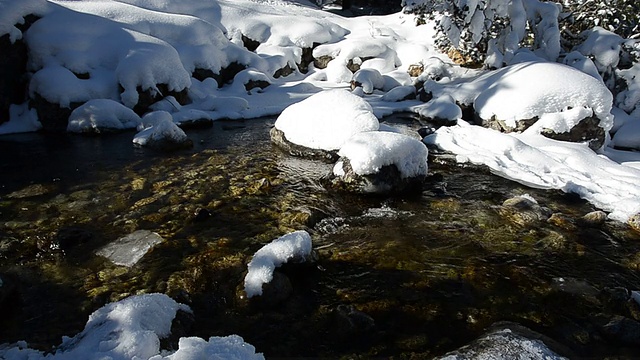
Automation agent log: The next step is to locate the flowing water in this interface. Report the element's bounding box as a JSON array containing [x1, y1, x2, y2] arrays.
[[2, 115, 640, 358]]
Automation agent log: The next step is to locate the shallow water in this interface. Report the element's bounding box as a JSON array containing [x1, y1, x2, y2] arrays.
[[1, 115, 640, 358]]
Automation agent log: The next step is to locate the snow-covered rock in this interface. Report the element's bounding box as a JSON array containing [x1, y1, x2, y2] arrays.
[[133, 111, 193, 151], [331, 131, 428, 194], [350, 68, 384, 94], [436, 323, 567, 359], [425, 61, 614, 150], [96, 230, 164, 267], [67, 99, 142, 133], [244, 230, 313, 298], [0, 293, 264, 360], [271, 89, 379, 159]]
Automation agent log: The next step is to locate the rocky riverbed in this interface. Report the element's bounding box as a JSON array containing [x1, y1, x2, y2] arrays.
[[2, 115, 640, 358]]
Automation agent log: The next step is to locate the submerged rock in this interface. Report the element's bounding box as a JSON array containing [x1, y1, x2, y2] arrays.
[[436, 322, 569, 359], [95, 229, 164, 267], [498, 195, 551, 227]]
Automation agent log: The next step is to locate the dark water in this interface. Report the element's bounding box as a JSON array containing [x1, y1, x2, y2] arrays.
[[2, 115, 640, 358]]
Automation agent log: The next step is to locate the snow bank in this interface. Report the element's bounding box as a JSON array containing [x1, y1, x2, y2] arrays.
[[0, 0, 48, 42], [0, 294, 264, 360], [425, 61, 614, 132], [334, 131, 429, 178], [68, 99, 142, 133], [244, 230, 312, 298], [274, 89, 379, 151], [425, 121, 640, 222]]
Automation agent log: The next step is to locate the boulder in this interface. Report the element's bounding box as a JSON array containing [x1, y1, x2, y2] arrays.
[[330, 131, 428, 194]]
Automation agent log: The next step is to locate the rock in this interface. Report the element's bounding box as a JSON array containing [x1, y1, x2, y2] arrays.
[[547, 213, 577, 231], [133, 111, 194, 151], [540, 116, 605, 151], [407, 63, 424, 77], [333, 304, 375, 335], [482, 116, 537, 133], [131, 84, 189, 116], [241, 34, 260, 52], [435, 322, 570, 359], [350, 68, 384, 94], [580, 211, 608, 227], [330, 157, 425, 194], [95, 229, 165, 267], [54, 226, 95, 251], [159, 308, 196, 352], [628, 213, 640, 233], [29, 93, 82, 132], [329, 131, 428, 194], [273, 63, 296, 78], [313, 55, 333, 69], [0, 15, 39, 125], [270, 127, 339, 162], [498, 195, 551, 227], [601, 315, 640, 346]]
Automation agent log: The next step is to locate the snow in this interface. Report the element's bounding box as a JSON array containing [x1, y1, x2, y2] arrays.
[[425, 61, 614, 134], [0, 0, 48, 42], [95, 230, 164, 267], [244, 230, 313, 298], [0, 294, 264, 360], [274, 89, 380, 151], [335, 131, 429, 178], [68, 99, 142, 133], [133, 111, 189, 147], [424, 121, 640, 222]]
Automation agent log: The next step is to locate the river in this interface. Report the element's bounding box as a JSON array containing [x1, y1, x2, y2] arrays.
[[1, 114, 640, 358]]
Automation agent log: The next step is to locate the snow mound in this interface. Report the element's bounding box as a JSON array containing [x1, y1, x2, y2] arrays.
[[0, 294, 264, 360], [244, 230, 312, 298], [68, 99, 142, 133], [0, 0, 48, 42], [274, 89, 379, 151], [425, 61, 614, 131], [351, 68, 384, 94], [425, 121, 640, 222], [334, 131, 428, 178], [133, 111, 189, 148]]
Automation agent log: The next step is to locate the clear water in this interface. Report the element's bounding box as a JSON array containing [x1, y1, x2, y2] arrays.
[[1, 115, 640, 358]]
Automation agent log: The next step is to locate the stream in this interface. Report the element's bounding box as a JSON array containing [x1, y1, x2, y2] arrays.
[[2, 114, 640, 358]]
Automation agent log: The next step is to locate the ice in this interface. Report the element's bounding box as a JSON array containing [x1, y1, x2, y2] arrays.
[[244, 230, 313, 298], [334, 131, 428, 178], [96, 229, 164, 267], [274, 89, 379, 151]]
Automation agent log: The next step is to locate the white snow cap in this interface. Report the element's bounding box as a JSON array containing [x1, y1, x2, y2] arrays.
[[68, 99, 142, 133], [0, 0, 48, 42], [426, 61, 614, 133], [274, 89, 380, 151], [335, 131, 429, 178], [0, 294, 264, 360], [244, 230, 313, 298], [133, 111, 188, 147]]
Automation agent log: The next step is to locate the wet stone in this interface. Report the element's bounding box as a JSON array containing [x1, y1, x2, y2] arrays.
[[580, 211, 608, 227], [269, 127, 338, 162], [95, 230, 165, 267]]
